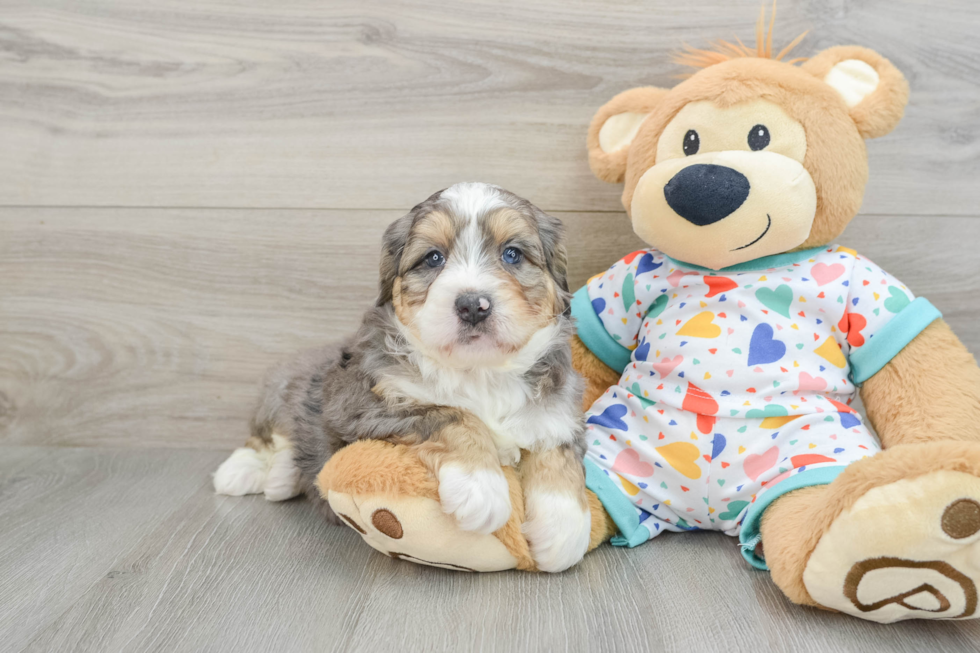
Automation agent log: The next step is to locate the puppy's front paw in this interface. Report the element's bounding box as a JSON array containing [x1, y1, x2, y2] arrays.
[[437, 465, 512, 535], [523, 491, 591, 573]]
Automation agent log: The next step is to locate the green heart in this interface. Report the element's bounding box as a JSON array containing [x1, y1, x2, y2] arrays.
[[755, 284, 793, 317], [884, 286, 910, 314], [718, 479, 726, 487], [645, 294, 669, 319], [773, 381, 780, 388], [718, 500, 750, 521], [789, 439, 798, 445], [593, 439, 600, 445], [737, 425, 748, 433], [746, 404, 788, 419], [639, 435, 648, 441], [796, 343, 805, 350], [732, 348, 742, 354], [693, 358, 700, 365], [628, 383, 656, 409], [660, 481, 668, 489], [824, 416, 835, 422], [622, 273, 636, 312]]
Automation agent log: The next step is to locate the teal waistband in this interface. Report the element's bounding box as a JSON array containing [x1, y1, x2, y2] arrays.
[[571, 286, 632, 373], [738, 465, 847, 570], [848, 297, 941, 385], [584, 457, 649, 548]]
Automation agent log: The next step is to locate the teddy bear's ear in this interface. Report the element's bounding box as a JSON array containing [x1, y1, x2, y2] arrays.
[[588, 87, 670, 183], [802, 45, 910, 139]]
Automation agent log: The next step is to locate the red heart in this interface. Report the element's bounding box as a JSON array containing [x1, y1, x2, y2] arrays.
[[704, 276, 738, 298]]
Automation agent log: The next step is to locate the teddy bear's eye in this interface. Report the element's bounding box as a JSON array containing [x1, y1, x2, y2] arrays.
[[748, 124, 770, 151], [683, 130, 700, 156]]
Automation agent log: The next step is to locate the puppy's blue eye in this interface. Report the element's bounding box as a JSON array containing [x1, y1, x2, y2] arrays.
[[425, 251, 445, 268], [502, 247, 523, 265]]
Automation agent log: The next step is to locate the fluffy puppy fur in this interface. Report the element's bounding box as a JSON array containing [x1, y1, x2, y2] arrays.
[[214, 183, 591, 572]]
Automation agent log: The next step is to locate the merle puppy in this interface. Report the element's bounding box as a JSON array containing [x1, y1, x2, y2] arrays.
[[214, 182, 591, 572]]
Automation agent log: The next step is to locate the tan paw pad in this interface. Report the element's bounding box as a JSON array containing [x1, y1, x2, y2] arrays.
[[803, 471, 980, 622]]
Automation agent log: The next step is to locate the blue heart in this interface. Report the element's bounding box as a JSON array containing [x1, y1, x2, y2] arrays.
[[747, 323, 786, 365], [720, 390, 731, 396], [587, 404, 629, 431], [638, 482, 648, 489], [740, 315, 748, 322], [591, 297, 606, 315], [833, 447, 845, 454], [711, 434, 727, 459], [840, 412, 861, 429], [634, 339, 651, 362], [636, 252, 662, 276]]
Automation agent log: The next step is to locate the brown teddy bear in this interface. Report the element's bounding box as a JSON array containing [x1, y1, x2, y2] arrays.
[[318, 16, 980, 623]]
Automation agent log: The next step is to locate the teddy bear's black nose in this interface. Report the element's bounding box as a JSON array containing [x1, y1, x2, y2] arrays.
[[663, 164, 751, 226]]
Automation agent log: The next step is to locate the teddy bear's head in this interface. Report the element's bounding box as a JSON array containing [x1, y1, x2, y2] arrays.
[[588, 20, 909, 270]]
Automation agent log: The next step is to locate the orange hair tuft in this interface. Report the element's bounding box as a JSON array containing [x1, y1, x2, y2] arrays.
[[673, 1, 808, 76]]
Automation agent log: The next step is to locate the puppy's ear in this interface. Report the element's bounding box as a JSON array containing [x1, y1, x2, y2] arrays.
[[803, 46, 909, 139], [377, 212, 414, 306], [588, 86, 670, 183], [534, 209, 571, 313]]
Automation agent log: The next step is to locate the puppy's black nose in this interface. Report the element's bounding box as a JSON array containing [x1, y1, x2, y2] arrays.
[[663, 164, 750, 226], [455, 293, 492, 325]]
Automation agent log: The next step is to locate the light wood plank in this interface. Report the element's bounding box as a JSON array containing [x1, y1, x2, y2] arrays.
[[3, 208, 979, 449], [0, 0, 978, 213], [2, 446, 978, 653]]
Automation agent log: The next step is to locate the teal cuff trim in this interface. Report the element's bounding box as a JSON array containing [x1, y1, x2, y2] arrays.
[[664, 246, 827, 273], [849, 297, 941, 385], [739, 465, 847, 571], [571, 286, 633, 373], [585, 458, 642, 546]]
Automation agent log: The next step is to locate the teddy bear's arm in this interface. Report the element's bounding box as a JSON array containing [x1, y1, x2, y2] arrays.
[[860, 319, 980, 447], [572, 333, 623, 410]]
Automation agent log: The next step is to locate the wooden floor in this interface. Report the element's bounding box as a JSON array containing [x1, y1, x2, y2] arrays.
[[2, 1, 980, 651]]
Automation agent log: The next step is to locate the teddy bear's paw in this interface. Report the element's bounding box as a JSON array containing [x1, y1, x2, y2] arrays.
[[522, 490, 591, 573], [803, 470, 980, 623], [437, 465, 512, 535], [326, 489, 519, 572]]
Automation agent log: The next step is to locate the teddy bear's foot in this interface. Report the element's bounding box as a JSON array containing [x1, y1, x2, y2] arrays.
[[316, 440, 535, 572], [803, 469, 980, 622], [762, 442, 980, 623]]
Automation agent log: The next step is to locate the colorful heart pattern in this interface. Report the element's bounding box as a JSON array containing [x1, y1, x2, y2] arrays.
[[580, 245, 915, 540]]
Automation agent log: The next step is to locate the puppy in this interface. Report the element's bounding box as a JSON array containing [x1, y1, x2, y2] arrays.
[[213, 182, 591, 572]]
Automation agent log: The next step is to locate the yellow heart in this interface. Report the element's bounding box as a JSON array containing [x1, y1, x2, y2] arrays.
[[761, 415, 801, 429], [618, 474, 641, 496], [815, 336, 847, 368], [677, 311, 721, 338], [739, 446, 747, 454], [704, 372, 711, 380], [809, 443, 817, 449], [656, 442, 702, 479]]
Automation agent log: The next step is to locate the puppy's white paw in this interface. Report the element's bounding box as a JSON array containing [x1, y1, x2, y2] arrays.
[[263, 434, 301, 502], [214, 448, 269, 496], [438, 465, 512, 535], [523, 491, 591, 573]]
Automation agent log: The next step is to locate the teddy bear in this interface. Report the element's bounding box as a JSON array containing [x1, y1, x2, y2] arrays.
[[316, 16, 980, 623]]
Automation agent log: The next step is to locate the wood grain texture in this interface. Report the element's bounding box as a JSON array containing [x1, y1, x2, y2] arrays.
[[0, 0, 978, 213], [3, 208, 979, 449], [2, 445, 978, 653]]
